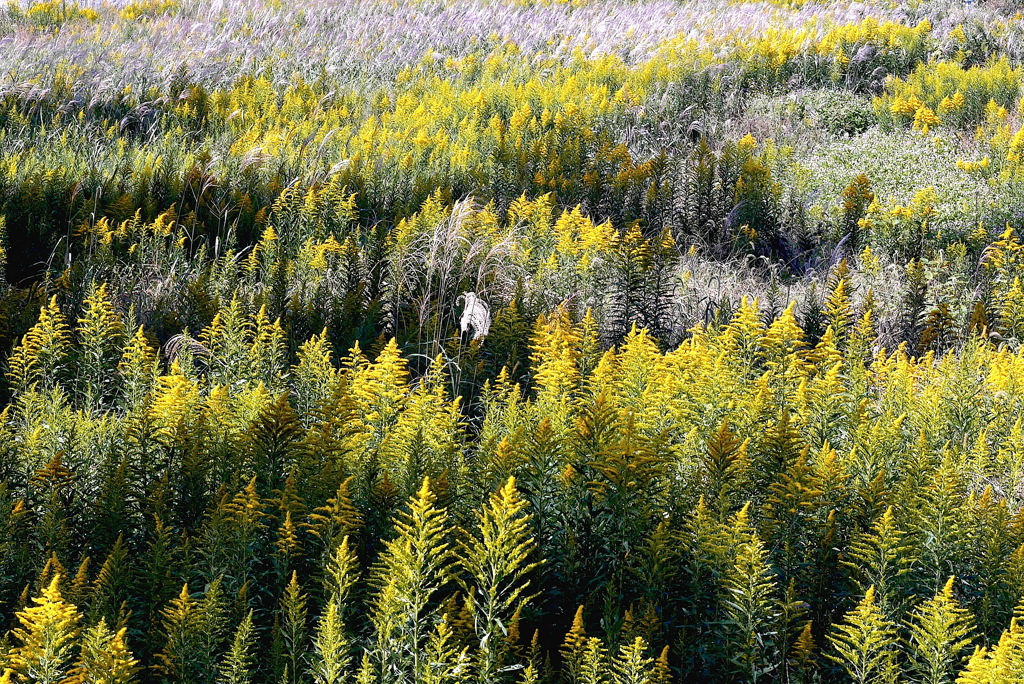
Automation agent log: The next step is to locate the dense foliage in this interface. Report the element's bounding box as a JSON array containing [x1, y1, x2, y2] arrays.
[[4, 0, 1024, 682]]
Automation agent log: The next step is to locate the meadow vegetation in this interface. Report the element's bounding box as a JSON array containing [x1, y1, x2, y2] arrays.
[[3, 0, 1024, 682]]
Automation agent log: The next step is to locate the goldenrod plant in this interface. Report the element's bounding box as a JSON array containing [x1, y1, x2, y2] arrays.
[[2, 0, 1024, 682]]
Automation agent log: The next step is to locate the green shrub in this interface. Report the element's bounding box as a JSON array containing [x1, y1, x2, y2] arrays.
[[799, 89, 877, 136]]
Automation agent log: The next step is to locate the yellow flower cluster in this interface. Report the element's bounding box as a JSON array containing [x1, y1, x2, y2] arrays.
[[857, 187, 939, 255], [912, 105, 941, 134], [22, 0, 99, 25], [817, 17, 931, 58], [956, 157, 991, 173], [878, 58, 1022, 131], [890, 94, 925, 118], [888, 187, 938, 221], [118, 0, 178, 20]]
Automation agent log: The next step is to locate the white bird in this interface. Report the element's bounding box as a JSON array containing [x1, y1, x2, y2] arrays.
[[457, 292, 491, 341]]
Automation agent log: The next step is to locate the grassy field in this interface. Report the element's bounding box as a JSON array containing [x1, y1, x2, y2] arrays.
[[2, 1, 1024, 682]]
